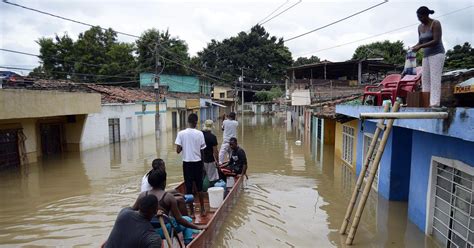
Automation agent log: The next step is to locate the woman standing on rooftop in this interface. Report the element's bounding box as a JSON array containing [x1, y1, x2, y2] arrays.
[[411, 6, 445, 107]]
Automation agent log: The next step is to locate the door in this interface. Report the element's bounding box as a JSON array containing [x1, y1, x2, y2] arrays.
[[0, 129, 20, 169], [40, 123, 63, 155], [108, 118, 120, 143], [172, 111, 177, 129]]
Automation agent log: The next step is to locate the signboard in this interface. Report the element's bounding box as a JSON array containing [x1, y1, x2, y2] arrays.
[[291, 89, 311, 106], [454, 78, 474, 94]]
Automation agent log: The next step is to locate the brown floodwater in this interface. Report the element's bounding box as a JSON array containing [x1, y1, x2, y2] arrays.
[[0, 116, 437, 247]]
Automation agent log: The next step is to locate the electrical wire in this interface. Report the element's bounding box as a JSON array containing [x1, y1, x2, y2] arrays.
[[284, 0, 388, 42], [2, 0, 140, 38], [294, 5, 474, 57], [257, 0, 289, 25], [260, 0, 302, 26]]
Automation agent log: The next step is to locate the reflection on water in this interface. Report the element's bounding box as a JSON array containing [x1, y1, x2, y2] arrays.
[[0, 116, 436, 247]]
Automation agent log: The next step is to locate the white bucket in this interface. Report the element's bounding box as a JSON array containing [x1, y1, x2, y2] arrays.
[[226, 176, 235, 188], [208, 187, 224, 208]]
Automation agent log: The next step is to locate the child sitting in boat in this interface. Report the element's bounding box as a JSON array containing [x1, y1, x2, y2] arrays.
[[132, 161, 206, 245]]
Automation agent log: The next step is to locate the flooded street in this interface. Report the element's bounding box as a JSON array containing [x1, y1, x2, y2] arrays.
[[0, 116, 436, 247]]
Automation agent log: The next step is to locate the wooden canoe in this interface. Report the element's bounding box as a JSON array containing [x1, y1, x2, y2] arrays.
[[174, 176, 244, 248]]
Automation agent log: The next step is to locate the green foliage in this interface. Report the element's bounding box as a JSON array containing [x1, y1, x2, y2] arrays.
[[34, 26, 136, 83], [136, 29, 190, 75], [253, 86, 283, 102], [445, 42, 474, 70], [193, 25, 292, 84], [352, 40, 406, 65], [293, 55, 320, 66]]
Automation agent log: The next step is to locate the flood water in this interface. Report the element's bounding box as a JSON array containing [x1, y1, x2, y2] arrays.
[[0, 116, 437, 247]]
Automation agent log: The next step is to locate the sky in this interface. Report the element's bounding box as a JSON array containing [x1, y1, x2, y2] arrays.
[[1, 0, 473, 75]]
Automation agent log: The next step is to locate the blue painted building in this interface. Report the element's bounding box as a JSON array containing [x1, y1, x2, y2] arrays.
[[139, 73, 212, 95], [336, 105, 474, 247]]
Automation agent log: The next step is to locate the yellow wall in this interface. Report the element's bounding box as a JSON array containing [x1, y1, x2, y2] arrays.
[[0, 114, 87, 165], [213, 86, 233, 101], [0, 89, 101, 120], [334, 120, 358, 169]]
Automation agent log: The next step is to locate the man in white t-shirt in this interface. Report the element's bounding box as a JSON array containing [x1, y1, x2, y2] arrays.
[[175, 113, 207, 216], [219, 112, 238, 164]]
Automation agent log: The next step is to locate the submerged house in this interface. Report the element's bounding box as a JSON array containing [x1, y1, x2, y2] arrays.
[[0, 80, 168, 169], [140, 73, 223, 126], [334, 71, 474, 247]]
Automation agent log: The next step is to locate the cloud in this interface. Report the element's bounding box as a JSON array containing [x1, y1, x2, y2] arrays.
[[1, 0, 472, 72]]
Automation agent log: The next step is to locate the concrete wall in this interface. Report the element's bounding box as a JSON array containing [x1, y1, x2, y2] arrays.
[[213, 86, 233, 101], [81, 103, 162, 150], [0, 89, 100, 119], [408, 131, 474, 232], [355, 121, 412, 200]]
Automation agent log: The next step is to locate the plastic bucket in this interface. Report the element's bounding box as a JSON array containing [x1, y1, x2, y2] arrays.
[[208, 187, 224, 208]]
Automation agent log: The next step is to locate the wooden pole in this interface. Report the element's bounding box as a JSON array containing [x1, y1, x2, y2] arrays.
[[159, 216, 173, 247], [345, 102, 400, 245], [360, 111, 448, 119], [339, 103, 389, 235]]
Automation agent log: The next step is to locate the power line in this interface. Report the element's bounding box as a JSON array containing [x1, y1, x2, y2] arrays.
[[260, 0, 302, 26], [256, 0, 289, 25], [2, 0, 141, 39], [284, 0, 388, 42], [0, 65, 138, 81], [1, 48, 141, 79], [294, 5, 474, 57]]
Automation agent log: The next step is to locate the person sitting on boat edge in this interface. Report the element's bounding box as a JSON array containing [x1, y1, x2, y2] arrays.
[[219, 137, 248, 180], [132, 162, 206, 245], [103, 195, 162, 248]]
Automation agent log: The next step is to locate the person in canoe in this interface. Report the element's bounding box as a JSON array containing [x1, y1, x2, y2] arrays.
[[175, 113, 207, 216], [219, 137, 248, 180], [132, 162, 206, 245], [104, 195, 162, 248], [140, 158, 189, 216]]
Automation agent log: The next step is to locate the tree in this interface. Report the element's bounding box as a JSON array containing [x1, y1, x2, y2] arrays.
[[35, 26, 137, 83], [293, 55, 320, 66], [253, 86, 283, 102], [445, 42, 474, 70], [136, 29, 190, 75], [193, 25, 293, 84], [352, 40, 406, 65]]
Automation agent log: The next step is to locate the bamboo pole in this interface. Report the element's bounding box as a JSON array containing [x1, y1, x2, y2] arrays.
[[339, 103, 389, 235], [159, 215, 173, 248], [360, 112, 448, 119], [345, 102, 400, 245]]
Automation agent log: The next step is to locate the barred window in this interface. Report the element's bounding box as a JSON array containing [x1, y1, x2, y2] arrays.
[[342, 125, 355, 166]]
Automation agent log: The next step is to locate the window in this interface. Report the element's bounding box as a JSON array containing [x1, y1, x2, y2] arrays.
[[363, 133, 381, 191], [108, 118, 120, 143], [220, 92, 225, 98], [427, 157, 474, 248], [342, 125, 355, 166], [0, 129, 20, 169]]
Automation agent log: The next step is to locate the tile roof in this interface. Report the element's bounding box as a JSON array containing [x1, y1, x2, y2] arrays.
[[27, 80, 157, 103]]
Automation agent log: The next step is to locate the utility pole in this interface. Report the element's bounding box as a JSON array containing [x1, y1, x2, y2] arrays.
[[154, 37, 161, 133], [240, 67, 244, 116]]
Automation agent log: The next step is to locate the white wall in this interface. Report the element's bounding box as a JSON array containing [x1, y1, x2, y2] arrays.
[[81, 103, 164, 150]]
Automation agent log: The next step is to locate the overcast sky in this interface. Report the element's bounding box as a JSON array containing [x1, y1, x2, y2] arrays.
[[1, 0, 473, 75]]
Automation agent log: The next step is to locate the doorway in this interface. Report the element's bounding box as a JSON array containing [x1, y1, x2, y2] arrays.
[[40, 123, 63, 155]]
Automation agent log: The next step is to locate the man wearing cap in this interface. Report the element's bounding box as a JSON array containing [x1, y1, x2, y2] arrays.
[[201, 120, 219, 182]]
